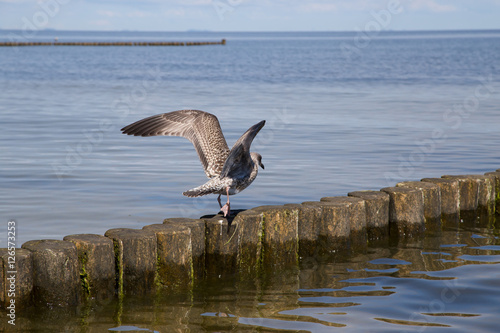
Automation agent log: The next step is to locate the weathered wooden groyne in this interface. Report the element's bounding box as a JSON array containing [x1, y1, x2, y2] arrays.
[[0, 39, 226, 47], [1, 170, 499, 310]]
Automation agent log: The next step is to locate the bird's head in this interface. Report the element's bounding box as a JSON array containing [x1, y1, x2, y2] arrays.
[[251, 152, 264, 170]]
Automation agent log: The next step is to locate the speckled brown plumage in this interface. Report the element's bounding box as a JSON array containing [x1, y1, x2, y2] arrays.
[[121, 110, 230, 178]]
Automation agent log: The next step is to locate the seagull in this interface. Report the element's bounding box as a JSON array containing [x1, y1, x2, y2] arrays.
[[121, 110, 265, 217]]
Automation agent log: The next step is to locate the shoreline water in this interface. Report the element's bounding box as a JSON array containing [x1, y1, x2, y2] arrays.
[[1, 170, 498, 310]]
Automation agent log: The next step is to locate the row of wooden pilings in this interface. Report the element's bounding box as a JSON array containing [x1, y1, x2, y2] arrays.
[[0, 40, 226, 47], [1, 170, 499, 310]]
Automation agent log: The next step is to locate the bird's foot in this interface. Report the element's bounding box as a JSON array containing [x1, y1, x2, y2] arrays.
[[220, 203, 230, 217]]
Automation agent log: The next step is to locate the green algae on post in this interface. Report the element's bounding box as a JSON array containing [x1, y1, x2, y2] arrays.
[[104, 229, 157, 297], [163, 218, 206, 281], [63, 234, 115, 301], [142, 224, 194, 291], [251, 205, 299, 269]]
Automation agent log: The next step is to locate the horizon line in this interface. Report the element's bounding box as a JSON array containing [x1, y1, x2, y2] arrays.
[[1, 28, 500, 34]]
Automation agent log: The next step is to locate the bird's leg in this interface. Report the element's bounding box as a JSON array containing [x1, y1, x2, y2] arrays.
[[220, 187, 231, 217], [217, 194, 222, 209]]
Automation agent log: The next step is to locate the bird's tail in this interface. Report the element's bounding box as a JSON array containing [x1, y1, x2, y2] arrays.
[[182, 178, 225, 197]]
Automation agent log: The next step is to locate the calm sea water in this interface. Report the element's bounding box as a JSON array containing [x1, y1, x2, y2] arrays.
[[1, 30, 499, 244], [1, 29, 500, 332]]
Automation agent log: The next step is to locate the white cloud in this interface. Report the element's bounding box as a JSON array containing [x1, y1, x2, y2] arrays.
[[90, 19, 112, 26], [127, 11, 151, 18], [296, 1, 404, 13], [163, 9, 186, 17], [299, 3, 337, 12], [97, 10, 121, 17], [179, 0, 212, 4], [409, 0, 457, 12]]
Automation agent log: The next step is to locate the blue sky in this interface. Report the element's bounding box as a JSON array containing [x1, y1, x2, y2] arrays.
[[1, 0, 500, 31]]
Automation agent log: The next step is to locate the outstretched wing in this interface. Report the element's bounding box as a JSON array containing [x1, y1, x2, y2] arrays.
[[220, 120, 265, 178], [121, 110, 230, 178]]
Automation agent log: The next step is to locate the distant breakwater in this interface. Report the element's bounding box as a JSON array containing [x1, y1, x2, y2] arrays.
[[0, 170, 499, 312], [0, 39, 226, 47]]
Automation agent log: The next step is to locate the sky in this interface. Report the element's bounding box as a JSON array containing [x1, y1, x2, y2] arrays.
[[1, 0, 500, 32]]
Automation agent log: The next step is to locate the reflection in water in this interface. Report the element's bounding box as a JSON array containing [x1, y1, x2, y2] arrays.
[[5, 216, 500, 332], [109, 326, 159, 332]]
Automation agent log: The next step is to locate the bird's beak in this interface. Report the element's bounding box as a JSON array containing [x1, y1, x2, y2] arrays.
[[260, 162, 265, 170]]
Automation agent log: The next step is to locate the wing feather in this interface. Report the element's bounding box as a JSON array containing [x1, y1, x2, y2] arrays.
[[121, 110, 230, 178], [220, 120, 265, 178]]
